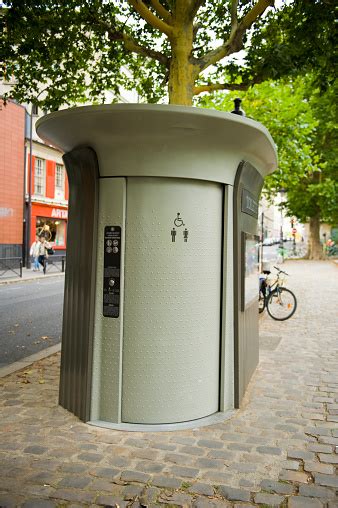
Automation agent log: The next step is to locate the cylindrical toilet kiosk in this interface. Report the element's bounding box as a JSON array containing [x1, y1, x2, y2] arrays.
[[36, 105, 277, 430]]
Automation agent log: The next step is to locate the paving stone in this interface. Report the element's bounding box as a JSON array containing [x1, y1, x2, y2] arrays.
[[227, 443, 252, 452], [50, 488, 94, 503], [135, 460, 164, 473], [165, 453, 194, 466], [288, 497, 324, 508], [287, 450, 315, 461], [193, 500, 232, 508], [139, 486, 161, 505], [180, 445, 206, 456], [21, 501, 57, 508], [188, 482, 214, 496], [314, 473, 338, 488], [328, 502, 338, 508], [152, 475, 182, 489], [196, 457, 224, 469], [95, 495, 128, 507], [158, 492, 193, 506], [151, 442, 177, 451], [170, 466, 199, 479], [120, 470, 151, 483], [23, 446, 48, 455], [254, 492, 285, 506], [260, 479, 295, 495], [125, 438, 149, 448], [217, 485, 251, 502], [60, 463, 88, 473], [58, 476, 91, 489], [298, 484, 336, 498], [123, 484, 144, 500], [282, 460, 301, 471], [90, 466, 120, 479], [307, 443, 334, 454], [197, 440, 223, 449], [304, 460, 335, 474], [318, 453, 338, 463], [256, 445, 282, 455], [279, 470, 311, 483], [77, 452, 102, 462]]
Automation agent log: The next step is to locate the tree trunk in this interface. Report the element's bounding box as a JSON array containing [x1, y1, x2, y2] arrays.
[[168, 6, 197, 106], [308, 215, 325, 260]]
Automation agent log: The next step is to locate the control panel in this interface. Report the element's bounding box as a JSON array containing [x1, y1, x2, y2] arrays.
[[103, 226, 121, 318]]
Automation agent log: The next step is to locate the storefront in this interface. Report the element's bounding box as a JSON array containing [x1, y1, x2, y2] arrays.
[[31, 203, 68, 253]]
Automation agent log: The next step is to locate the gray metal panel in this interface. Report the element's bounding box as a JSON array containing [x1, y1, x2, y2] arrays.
[[220, 185, 235, 411], [36, 104, 278, 184], [59, 147, 99, 422], [233, 161, 264, 408], [122, 177, 223, 424], [90, 178, 126, 424]]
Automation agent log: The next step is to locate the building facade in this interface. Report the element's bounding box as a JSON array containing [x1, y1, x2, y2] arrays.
[[0, 96, 69, 263], [28, 139, 68, 255], [0, 100, 25, 259]]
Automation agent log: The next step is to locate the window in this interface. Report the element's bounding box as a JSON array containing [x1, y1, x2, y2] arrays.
[[55, 164, 65, 199], [34, 158, 45, 195], [32, 104, 39, 115]]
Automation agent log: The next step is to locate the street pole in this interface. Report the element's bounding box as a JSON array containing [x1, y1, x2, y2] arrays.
[[260, 211, 264, 272], [279, 189, 285, 263], [26, 105, 33, 270]]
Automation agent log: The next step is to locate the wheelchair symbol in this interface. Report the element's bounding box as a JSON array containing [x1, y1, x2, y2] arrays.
[[174, 212, 185, 227]]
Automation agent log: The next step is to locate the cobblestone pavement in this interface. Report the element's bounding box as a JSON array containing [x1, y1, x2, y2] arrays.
[[0, 260, 337, 507]]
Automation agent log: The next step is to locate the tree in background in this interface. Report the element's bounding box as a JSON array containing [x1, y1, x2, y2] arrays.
[[0, 0, 335, 109], [200, 78, 338, 259]]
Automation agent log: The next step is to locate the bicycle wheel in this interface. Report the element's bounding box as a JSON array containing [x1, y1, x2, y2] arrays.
[[258, 292, 265, 313], [267, 287, 297, 321]]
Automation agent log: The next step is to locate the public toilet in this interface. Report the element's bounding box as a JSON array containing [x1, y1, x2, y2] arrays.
[[37, 104, 277, 430]]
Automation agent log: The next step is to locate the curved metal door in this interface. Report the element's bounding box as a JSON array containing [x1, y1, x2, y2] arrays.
[[122, 177, 223, 424]]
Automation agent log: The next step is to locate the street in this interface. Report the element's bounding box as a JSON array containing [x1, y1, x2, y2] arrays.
[[0, 277, 64, 367]]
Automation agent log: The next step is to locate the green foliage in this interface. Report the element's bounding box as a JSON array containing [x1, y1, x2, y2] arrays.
[[200, 77, 338, 225], [0, 0, 336, 109]]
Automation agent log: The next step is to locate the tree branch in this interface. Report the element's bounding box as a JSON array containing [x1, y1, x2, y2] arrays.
[[231, 0, 239, 27], [193, 82, 250, 96], [92, 17, 169, 66], [128, 0, 173, 38], [197, 0, 274, 72], [189, 0, 206, 19], [150, 0, 172, 24]]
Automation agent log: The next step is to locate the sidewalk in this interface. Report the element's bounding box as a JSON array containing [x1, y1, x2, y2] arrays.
[[0, 267, 65, 284], [0, 260, 337, 507]]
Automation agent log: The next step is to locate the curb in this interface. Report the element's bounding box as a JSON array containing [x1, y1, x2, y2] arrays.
[[0, 343, 61, 378], [0, 272, 65, 285]]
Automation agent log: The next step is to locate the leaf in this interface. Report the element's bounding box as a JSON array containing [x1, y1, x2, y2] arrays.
[[23, 370, 33, 375], [39, 379, 45, 384]]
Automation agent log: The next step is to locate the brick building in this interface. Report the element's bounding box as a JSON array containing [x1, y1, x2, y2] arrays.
[[0, 98, 69, 263], [0, 100, 25, 259]]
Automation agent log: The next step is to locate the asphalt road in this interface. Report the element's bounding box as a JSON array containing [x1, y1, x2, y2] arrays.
[[0, 277, 64, 368]]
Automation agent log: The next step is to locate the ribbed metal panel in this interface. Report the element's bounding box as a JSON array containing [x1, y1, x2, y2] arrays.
[[59, 147, 99, 422], [233, 161, 263, 408]]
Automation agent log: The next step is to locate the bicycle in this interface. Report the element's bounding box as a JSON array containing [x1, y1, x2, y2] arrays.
[[259, 266, 297, 321]]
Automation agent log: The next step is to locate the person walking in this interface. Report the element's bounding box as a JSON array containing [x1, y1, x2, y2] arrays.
[[37, 236, 52, 274], [30, 235, 40, 271]]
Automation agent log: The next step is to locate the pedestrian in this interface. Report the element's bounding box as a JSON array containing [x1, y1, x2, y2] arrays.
[[37, 236, 52, 274], [30, 235, 40, 271]]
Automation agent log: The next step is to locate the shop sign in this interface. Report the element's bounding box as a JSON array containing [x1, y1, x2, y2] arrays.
[[51, 208, 68, 219]]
